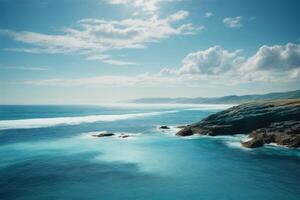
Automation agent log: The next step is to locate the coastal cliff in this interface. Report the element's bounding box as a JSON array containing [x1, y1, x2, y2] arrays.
[[176, 99, 300, 148]]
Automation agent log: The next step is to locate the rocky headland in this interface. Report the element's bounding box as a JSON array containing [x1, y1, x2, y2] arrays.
[[176, 99, 300, 148]]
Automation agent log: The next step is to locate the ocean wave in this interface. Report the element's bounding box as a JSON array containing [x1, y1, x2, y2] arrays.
[[0, 110, 177, 130]]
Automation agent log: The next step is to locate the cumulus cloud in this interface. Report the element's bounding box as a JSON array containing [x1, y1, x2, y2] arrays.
[[179, 46, 244, 75], [176, 43, 300, 83], [0, 11, 202, 65], [223, 16, 243, 28], [242, 43, 300, 71]]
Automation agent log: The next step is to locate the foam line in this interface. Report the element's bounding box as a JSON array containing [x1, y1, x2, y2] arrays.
[[0, 110, 177, 130]]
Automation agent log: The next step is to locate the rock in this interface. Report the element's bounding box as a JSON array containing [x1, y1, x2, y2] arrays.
[[241, 138, 264, 148], [177, 125, 187, 129], [242, 121, 300, 148], [160, 125, 170, 129], [176, 127, 194, 136], [286, 136, 300, 148], [176, 99, 300, 148], [92, 132, 115, 137], [119, 134, 130, 138]]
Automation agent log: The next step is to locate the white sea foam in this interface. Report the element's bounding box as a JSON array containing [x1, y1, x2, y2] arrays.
[[181, 134, 203, 140], [0, 104, 233, 131], [79, 131, 142, 140], [265, 142, 290, 149], [225, 141, 248, 149], [155, 125, 183, 136], [0, 110, 177, 130], [181, 134, 250, 149], [183, 104, 235, 111], [221, 135, 251, 150]]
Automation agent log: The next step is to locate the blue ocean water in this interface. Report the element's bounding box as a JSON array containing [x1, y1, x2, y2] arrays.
[[0, 104, 299, 200]]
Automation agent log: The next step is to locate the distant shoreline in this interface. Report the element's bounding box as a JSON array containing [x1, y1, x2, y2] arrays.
[[124, 89, 300, 104]]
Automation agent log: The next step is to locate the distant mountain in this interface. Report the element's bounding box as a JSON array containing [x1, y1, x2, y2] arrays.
[[125, 89, 300, 104]]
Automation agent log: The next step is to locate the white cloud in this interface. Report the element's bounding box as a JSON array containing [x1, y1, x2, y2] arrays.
[[18, 43, 300, 87], [179, 46, 244, 75], [102, 59, 137, 65], [223, 16, 243, 28], [105, 0, 181, 13], [21, 74, 181, 87], [0, 66, 48, 71], [291, 68, 300, 79], [176, 43, 300, 83], [1, 11, 202, 65], [167, 10, 189, 22], [204, 12, 213, 18], [87, 54, 136, 65], [132, 11, 140, 16], [107, 0, 159, 12], [86, 54, 112, 61], [242, 43, 300, 71]]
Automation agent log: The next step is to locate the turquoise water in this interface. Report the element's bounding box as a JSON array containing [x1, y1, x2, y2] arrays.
[[0, 104, 299, 200]]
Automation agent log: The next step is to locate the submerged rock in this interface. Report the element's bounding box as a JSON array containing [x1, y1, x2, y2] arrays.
[[92, 132, 115, 137], [176, 99, 300, 148]]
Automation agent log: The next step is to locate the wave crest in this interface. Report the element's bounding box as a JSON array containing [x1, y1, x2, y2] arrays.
[[0, 110, 177, 130]]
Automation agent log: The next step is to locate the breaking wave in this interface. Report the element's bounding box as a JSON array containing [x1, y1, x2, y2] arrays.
[[0, 110, 177, 130]]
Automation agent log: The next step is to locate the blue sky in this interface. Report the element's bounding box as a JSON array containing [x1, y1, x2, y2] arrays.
[[0, 0, 300, 104]]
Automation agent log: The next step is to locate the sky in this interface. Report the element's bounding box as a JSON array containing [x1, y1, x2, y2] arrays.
[[0, 0, 300, 104]]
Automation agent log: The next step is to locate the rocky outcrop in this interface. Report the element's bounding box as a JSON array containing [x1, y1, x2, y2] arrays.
[[118, 134, 131, 138], [159, 125, 170, 129], [242, 121, 300, 148], [92, 132, 115, 137], [92, 132, 133, 139], [176, 100, 300, 148]]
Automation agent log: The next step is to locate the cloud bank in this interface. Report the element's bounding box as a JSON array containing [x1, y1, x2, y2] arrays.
[[20, 42, 300, 87]]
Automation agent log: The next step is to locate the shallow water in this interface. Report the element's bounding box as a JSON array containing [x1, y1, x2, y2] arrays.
[[0, 104, 299, 200]]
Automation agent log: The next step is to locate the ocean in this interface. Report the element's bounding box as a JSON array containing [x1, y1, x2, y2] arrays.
[[0, 104, 299, 200]]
